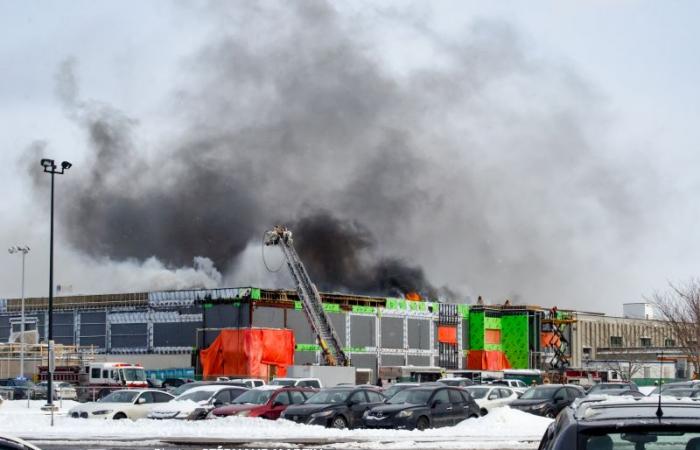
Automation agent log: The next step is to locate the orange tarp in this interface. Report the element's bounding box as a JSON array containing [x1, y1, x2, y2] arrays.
[[437, 326, 457, 344], [485, 329, 501, 345], [467, 350, 512, 371], [200, 328, 295, 379]]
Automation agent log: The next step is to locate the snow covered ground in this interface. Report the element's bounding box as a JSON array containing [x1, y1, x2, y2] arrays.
[[0, 400, 551, 449]]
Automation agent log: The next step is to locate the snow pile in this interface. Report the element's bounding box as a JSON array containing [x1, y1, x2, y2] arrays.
[[0, 400, 550, 446]]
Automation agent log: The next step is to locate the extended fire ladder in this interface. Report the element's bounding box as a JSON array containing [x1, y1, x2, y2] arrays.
[[264, 227, 349, 366]]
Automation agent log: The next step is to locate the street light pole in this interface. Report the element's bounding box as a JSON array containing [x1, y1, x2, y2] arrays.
[[8, 246, 30, 380], [40, 158, 71, 409]]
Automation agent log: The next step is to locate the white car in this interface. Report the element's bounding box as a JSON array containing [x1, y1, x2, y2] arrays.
[[147, 384, 248, 420], [466, 386, 519, 415], [490, 379, 529, 394], [216, 377, 265, 388], [0, 434, 42, 450], [270, 377, 322, 388], [68, 389, 174, 420], [438, 377, 474, 387]]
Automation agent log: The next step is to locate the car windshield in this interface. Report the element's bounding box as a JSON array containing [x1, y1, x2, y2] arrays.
[[589, 384, 629, 393], [177, 390, 214, 403], [14, 379, 34, 387], [387, 389, 431, 405], [466, 387, 490, 399], [172, 383, 200, 396], [439, 379, 463, 386], [233, 389, 274, 405], [583, 430, 700, 450], [520, 386, 559, 400], [122, 368, 146, 381], [383, 385, 412, 399], [305, 390, 350, 404], [271, 379, 296, 386], [665, 389, 695, 397], [99, 391, 138, 403]]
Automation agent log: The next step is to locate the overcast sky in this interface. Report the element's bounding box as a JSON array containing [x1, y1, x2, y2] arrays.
[[1, 1, 699, 314]]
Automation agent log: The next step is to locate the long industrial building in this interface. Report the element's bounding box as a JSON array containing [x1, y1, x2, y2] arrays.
[[0, 287, 684, 382]]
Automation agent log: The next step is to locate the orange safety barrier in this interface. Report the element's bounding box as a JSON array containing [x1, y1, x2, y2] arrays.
[[437, 325, 457, 344], [466, 350, 512, 371], [200, 328, 295, 379]]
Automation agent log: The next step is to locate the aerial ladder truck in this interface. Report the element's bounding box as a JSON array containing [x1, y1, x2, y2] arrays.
[[264, 226, 349, 366]]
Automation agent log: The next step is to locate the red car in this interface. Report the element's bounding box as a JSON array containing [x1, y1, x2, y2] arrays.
[[211, 385, 316, 419]]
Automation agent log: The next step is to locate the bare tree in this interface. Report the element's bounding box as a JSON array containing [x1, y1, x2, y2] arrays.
[[650, 279, 700, 377], [596, 325, 646, 381]]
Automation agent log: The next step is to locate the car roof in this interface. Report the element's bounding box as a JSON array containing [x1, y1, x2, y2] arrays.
[[576, 397, 700, 422], [253, 385, 284, 391], [185, 385, 241, 393]]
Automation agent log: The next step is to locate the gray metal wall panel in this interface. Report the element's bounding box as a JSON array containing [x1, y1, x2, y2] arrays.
[[350, 316, 375, 347], [350, 354, 377, 372], [286, 310, 316, 344], [382, 354, 406, 366], [329, 313, 345, 347], [252, 306, 284, 328], [462, 318, 469, 350], [26, 314, 45, 339], [111, 323, 147, 348], [0, 315, 10, 341], [407, 355, 431, 366], [294, 352, 317, 365], [153, 322, 200, 347], [80, 311, 106, 348], [203, 304, 250, 330], [381, 317, 404, 349], [407, 319, 430, 350], [54, 312, 74, 345]]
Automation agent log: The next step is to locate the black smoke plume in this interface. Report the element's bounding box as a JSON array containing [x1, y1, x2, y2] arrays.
[[25, 1, 649, 306]]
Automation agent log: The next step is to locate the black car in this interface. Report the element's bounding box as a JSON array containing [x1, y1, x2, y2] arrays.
[[539, 397, 700, 450], [281, 386, 386, 429], [363, 385, 480, 430], [649, 380, 700, 395], [162, 378, 191, 389], [510, 384, 585, 418]]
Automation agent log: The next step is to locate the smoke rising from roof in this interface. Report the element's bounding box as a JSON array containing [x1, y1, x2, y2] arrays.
[[25, 1, 651, 305]]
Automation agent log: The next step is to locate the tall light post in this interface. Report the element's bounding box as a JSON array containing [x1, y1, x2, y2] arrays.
[[40, 158, 71, 409], [8, 246, 30, 379]]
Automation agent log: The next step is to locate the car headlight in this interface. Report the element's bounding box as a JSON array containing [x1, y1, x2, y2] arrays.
[[396, 410, 413, 418], [311, 410, 334, 418], [92, 409, 113, 415], [237, 410, 250, 417]]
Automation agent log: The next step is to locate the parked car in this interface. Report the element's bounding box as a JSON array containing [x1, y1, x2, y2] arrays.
[[649, 380, 700, 395], [0, 434, 42, 450], [148, 385, 248, 420], [281, 386, 385, 429], [35, 381, 78, 401], [146, 378, 163, 389], [510, 384, 585, 418], [223, 378, 266, 388], [271, 377, 323, 389], [437, 377, 474, 387], [363, 385, 480, 430], [465, 385, 519, 415], [586, 381, 640, 396], [161, 378, 192, 390], [539, 397, 700, 450], [68, 389, 174, 420], [490, 379, 529, 394], [211, 386, 315, 419], [0, 379, 39, 400], [170, 380, 248, 396]]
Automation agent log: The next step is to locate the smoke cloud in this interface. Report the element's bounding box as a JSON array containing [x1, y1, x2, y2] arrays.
[[24, 1, 652, 306]]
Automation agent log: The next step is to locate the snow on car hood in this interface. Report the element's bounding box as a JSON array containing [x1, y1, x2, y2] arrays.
[[150, 399, 204, 414]]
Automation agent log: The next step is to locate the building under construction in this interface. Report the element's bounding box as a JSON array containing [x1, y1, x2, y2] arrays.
[[0, 288, 551, 375]]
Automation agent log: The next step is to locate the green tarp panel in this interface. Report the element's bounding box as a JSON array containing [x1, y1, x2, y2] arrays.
[[323, 303, 341, 313], [352, 305, 377, 315], [251, 288, 261, 300], [501, 314, 529, 369], [484, 317, 501, 330], [469, 312, 485, 350], [296, 343, 321, 352]]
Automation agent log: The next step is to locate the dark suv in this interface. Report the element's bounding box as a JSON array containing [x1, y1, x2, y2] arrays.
[[280, 386, 386, 429], [511, 384, 585, 418], [539, 397, 700, 450], [586, 382, 640, 396], [363, 385, 480, 430]]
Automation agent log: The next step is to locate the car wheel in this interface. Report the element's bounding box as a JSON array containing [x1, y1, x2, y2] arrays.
[[480, 408, 488, 416], [331, 415, 347, 429], [113, 412, 127, 420], [416, 416, 429, 431]]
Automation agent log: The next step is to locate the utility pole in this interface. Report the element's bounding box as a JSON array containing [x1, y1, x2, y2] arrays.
[[8, 246, 30, 379]]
